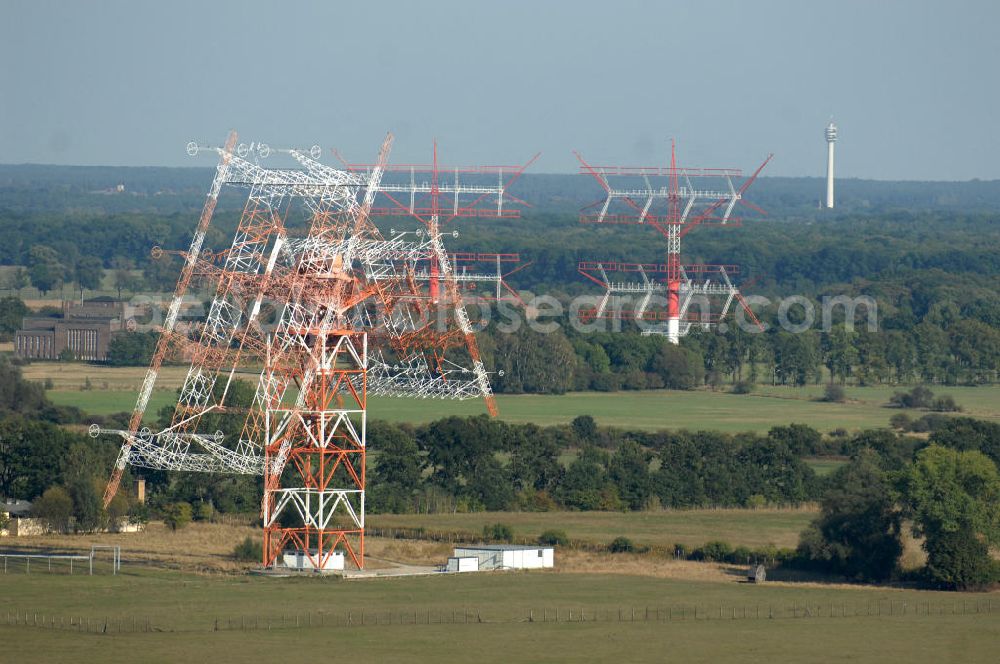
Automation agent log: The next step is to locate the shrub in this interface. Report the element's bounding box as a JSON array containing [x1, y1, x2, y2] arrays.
[[731, 380, 754, 395], [889, 413, 913, 431], [571, 415, 598, 442], [128, 502, 150, 525], [537, 529, 569, 547], [909, 414, 950, 433], [515, 489, 558, 512], [163, 502, 193, 531], [194, 501, 214, 522], [694, 540, 733, 562], [32, 486, 74, 533], [889, 385, 935, 409], [822, 383, 846, 403], [68, 477, 106, 533], [106, 330, 158, 367], [930, 395, 961, 412], [623, 369, 650, 390], [608, 536, 634, 553], [232, 536, 263, 563], [590, 372, 621, 392], [482, 522, 514, 543], [650, 345, 704, 390]]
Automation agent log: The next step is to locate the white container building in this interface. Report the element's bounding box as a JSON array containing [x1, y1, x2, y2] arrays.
[[452, 544, 554, 571], [282, 549, 345, 571]]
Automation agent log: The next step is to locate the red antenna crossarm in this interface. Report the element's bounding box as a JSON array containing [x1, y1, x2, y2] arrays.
[[573, 140, 770, 343]]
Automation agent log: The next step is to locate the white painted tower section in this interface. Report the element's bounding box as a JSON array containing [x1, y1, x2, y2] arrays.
[[825, 121, 837, 208], [667, 318, 680, 344]]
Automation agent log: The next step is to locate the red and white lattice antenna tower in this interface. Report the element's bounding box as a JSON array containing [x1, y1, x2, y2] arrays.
[[93, 133, 534, 570], [336, 144, 539, 416], [575, 141, 771, 342]]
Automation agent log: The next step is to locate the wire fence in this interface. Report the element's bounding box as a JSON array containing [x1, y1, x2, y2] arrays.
[[4, 599, 997, 636], [0, 546, 121, 575], [4, 612, 154, 634]]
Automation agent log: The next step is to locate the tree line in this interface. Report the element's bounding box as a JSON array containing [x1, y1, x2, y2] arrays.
[[797, 416, 1000, 590], [4, 351, 1000, 591], [474, 312, 1000, 396]]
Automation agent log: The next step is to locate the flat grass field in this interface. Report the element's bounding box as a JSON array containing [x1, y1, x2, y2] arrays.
[[3, 565, 999, 663], [369, 508, 816, 550], [31, 362, 1000, 432], [2, 520, 995, 663]]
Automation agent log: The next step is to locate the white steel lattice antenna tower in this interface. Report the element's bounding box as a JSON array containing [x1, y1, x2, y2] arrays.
[[93, 132, 533, 570], [826, 120, 837, 208]]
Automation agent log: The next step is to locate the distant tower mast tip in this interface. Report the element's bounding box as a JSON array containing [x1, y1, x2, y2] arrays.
[[825, 120, 837, 208]]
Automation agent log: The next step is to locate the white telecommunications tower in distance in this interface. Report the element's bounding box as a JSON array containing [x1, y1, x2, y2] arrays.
[[825, 120, 837, 208]]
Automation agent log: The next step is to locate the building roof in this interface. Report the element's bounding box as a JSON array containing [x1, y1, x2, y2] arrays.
[[453, 544, 552, 551], [1, 499, 33, 516]]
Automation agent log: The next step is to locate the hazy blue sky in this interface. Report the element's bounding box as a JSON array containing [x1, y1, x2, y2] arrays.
[[2, 0, 997, 179]]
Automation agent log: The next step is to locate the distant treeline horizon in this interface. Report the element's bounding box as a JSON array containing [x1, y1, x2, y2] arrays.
[[2, 163, 1000, 217]]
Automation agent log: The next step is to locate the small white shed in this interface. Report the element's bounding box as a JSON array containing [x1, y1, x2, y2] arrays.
[[452, 545, 554, 571], [282, 549, 345, 571]]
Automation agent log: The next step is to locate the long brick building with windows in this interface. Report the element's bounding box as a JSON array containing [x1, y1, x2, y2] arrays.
[[15, 299, 124, 362]]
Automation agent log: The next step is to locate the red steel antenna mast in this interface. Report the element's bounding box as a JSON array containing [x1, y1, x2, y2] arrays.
[[575, 141, 771, 341]]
